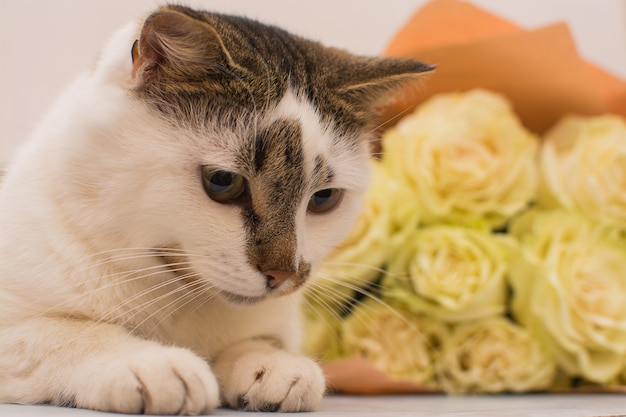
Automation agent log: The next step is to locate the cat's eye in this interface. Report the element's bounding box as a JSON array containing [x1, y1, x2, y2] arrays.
[[201, 167, 245, 203], [307, 188, 343, 213]]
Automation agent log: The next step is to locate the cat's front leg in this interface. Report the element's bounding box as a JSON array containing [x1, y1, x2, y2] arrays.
[[0, 317, 219, 415], [213, 339, 325, 412]]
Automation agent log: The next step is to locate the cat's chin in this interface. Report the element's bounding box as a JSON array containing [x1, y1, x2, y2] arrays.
[[218, 289, 269, 305], [216, 287, 299, 305]]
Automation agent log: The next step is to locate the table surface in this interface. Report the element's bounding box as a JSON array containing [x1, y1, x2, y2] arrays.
[[1, 394, 625, 417]]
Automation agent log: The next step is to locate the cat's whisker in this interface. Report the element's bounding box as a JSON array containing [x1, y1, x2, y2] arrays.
[[305, 285, 350, 322], [309, 275, 439, 350], [96, 260, 195, 282], [49, 259, 194, 299], [311, 273, 422, 332], [68, 243, 198, 271], [368, 146, 431, 162], [319, 260, 414, 284], [56, 248, 200, 285], [55, 275, 210, 351], [312, 273, 383, 300], [306, 283, 440, 357], [30, 262, 197, 321], [143, 280, 218, 336], [176, 281, 219, 318], [300, 296, 343, 353], [124, 276, 213, 336], [313, 273, 387, 295], [97, 269, 201, 322], [365, 104, 419, 158], [72, 246, 203, 264], [307, 280, 356, 313], [319, 260, 385, 271], [102, 272, 201, 327]]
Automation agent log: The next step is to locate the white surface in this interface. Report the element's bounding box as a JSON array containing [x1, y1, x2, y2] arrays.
[[1, 394, 626, 417], [1, 0, 625, 167]]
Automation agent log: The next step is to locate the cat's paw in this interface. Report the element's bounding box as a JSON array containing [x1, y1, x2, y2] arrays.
[[74, 345, 220, 415], [220, 351, 325, 412]]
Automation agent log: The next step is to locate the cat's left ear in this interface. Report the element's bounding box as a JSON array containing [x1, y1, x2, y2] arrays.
[[130, 7, 235, 87], [334, 56, 435, 112]]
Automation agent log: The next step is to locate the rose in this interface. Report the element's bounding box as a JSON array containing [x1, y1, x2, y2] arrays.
[[309, 160, 412, 316], [538, 115, 626, 230], [381, 89, 538, 228], [341, 299, 447, 386], [510, 209, 626, 383], [383, 224, 515, 322], [436, 316, 556, 393]]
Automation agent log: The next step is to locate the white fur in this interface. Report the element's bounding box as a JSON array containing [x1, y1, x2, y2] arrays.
[[0, 18, 369, 415]]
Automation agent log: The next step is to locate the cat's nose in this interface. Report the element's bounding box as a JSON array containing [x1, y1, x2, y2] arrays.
[[264, 269, 295, 289]]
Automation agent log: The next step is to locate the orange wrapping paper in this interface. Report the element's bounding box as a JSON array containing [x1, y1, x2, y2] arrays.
[[380, 0, 626, 134], [324, 357, 435, 395], [321, 0, 626, 394]]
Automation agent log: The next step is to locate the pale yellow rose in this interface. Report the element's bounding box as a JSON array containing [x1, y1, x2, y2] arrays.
[[382, 89, 538, 228], [510, 209, 626, 383], [538, 115, 626, 230], [341, 299, 447, 387], [383, 225, 515, 322], [437, 316, 556, 393], [309, 160, 415, 317]]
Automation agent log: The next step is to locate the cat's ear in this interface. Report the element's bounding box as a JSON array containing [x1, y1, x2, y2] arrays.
[[131, 7, 234, 87], [334, 56, 435, 112]]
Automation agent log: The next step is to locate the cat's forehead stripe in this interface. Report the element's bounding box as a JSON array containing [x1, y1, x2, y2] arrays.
[[253, 119, 302, 173], [253, 119, 302, 174], [270, 91, 350, 189], [273, 91, 331, 160]]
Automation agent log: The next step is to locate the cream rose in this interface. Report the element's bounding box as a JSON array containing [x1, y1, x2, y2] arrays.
[[341, 299, 447, 387], [382, 89, 538, 228], [383, 225, 515, 322], [510, 209, 626, 383], [538, 115, 626, 230], [437, 317, 556, 393]]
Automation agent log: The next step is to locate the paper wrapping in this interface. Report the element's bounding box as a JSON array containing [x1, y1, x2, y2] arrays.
[[379, 0, 626, 134]]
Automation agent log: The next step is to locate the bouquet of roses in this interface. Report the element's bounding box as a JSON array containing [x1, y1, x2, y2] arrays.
[[303, 89, 626, 393]]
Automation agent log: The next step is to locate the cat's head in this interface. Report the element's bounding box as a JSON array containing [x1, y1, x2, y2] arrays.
[[83, 5, 432, 304]]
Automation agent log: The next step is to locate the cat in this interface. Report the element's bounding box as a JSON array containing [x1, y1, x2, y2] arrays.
[[0, 5, 431, 415]]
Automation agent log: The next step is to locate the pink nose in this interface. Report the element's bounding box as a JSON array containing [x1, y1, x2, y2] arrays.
[[264, 270, 295, 289]]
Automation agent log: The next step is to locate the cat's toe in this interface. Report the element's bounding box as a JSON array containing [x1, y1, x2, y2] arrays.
[[224, 352, 325, 412], [76, 345, 220, 415]]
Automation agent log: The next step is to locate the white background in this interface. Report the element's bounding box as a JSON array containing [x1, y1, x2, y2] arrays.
[[1, 0, 625, 168]]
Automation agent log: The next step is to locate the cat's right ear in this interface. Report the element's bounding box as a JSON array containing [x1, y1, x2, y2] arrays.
[[131, 8, 235, 88]]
